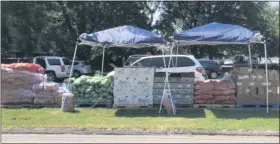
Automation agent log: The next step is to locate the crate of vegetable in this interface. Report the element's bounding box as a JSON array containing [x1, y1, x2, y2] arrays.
[[70, 75, 114, 107]]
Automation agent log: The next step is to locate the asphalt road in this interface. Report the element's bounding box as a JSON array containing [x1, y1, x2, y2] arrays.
[[2, 134, 279, 143]]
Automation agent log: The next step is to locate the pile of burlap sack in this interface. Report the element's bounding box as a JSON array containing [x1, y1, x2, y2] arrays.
[[162, 90, 177, 115], [1, 64, 68, 105]]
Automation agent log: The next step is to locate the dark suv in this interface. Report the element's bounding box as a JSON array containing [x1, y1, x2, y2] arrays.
[[198, 59, 223, 79]]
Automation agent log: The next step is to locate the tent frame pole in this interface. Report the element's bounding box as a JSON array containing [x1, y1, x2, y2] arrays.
[[248, 44, 252, 67], [159, 46, 167, 114], [264, 42, 269, 114], [101, 45, 107, 75], [159, 43, 174, 114], [175, 44, 179, 66], [68, 43, 78, 87]]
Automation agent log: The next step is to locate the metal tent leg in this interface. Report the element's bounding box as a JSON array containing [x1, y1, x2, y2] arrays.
[[264, 43, 269, 114], [101, 45, 106, 75], [159, 43, 174, 114], [248, 44, 252, 67], [68, 43, 78, 87]]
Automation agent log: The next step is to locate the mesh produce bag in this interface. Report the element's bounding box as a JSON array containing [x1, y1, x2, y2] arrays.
[[2, 89, 35, 105], [1, 63, 44, 73], [195, 80, 214, 90]]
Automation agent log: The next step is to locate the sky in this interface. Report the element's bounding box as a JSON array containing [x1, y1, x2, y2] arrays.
[[270, 2, 279, 7]]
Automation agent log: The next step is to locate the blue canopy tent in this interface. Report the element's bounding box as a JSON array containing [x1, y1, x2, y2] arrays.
[[76, 25, 167, 75], [171, 22, 270, 113]]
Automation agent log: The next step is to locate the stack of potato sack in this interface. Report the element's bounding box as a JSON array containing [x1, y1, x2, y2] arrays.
[[194, 80, 236, 104], [1, 63, 46, 105], [33, 82, 65, 105]]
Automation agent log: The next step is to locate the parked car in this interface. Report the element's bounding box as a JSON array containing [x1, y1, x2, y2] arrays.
[[198, 59, 223, 79], [107, 55, 206, 81], [223, 58, 234, 65], [123, 55, 146, 67], [32, 56, 71, 81], [234, 55, 259, 65], [70, 60, 93, 78]]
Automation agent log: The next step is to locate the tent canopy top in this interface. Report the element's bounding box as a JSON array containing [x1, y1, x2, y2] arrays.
[[174, 22, 264, 45], [79, 25, 167, 48]]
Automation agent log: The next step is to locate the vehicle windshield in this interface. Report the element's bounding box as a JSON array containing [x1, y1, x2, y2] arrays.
[[62, 58, 70, 65], [124, 55, 146, 67], [82, 61, 89, 66]]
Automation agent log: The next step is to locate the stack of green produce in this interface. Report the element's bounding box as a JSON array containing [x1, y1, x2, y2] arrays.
[[70, 75, 114, 105]]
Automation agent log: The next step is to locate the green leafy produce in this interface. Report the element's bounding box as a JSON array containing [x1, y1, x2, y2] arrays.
[[70, 74, 114, 105]]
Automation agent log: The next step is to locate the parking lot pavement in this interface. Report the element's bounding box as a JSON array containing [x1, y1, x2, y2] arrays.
[[2, 134, 279, 143]]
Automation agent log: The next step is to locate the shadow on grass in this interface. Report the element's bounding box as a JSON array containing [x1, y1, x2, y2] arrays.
[[210, 109, 280, 119], [115, 108, 206, 118]]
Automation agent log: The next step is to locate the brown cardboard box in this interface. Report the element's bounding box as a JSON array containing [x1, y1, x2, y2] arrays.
[[245, 81, 258, 87], [237, 74, 250, 81], [269, 73, 279, 81], [264, 86, 279, 94], [253, 69, 265, 74], [237, 86, 244, 95], [256, 74, 265, 81], [237, 81, 251, 87], [270, 86, 279, 94], [250, 74, 258, 81], [257, 87, 265, 96], [251, 87, 258, 96], [274, 73, 279, 81], [266, 81, 279, 87], [253, 80, 264, 87], [236, 95, 265, 105], [237, 87, 279, 105], [268, 72, 275, 81], [248, 82, 254, 87], [244, 87, 253, 96], [238, 67, 253, 74], [237, 87, 257, 96]]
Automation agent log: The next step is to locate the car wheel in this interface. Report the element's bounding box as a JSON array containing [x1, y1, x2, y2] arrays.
[[46, 71, 57, 82], [209, 71, 218, 79], [73, 70, 81, 78]]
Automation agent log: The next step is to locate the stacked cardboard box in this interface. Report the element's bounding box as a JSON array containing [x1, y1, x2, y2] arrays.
[[153, 72, 194, 106], [113, 67, 154, 108], [234, 66, 279, 105]]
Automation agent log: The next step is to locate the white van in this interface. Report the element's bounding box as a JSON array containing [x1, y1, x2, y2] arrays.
[[107, 55, 206, 81]]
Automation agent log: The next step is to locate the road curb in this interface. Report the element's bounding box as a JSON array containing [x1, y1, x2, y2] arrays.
[[2, 128, 279, 137]]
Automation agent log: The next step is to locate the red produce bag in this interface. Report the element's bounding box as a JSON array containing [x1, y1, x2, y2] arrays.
[[194, 99, 216, 104], [212, 90, 236, 96], [195, 80, 214, 90], [1, 63, 44, 73], [213, 80, 235, 90], [194, 95, 214, 101], [195, 89, 213, 95], [214, 95, 236, 104]]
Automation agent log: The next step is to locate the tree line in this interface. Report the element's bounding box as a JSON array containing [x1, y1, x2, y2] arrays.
[[1, 1, 279, 71]]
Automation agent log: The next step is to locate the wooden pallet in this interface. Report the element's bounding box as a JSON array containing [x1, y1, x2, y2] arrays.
[[75, 103, 113, 108], [113, 104, 153, 109], [1, 104, 60, 108], [153, 104, 193, 108], [236, 104, 280, 108], [193, 104, 235, 108]]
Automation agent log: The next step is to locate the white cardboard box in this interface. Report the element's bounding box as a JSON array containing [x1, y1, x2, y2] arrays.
[[114, 67, 155, 105]]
